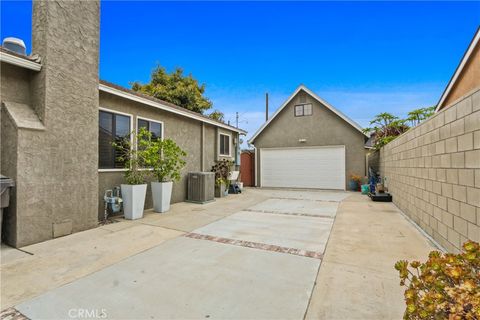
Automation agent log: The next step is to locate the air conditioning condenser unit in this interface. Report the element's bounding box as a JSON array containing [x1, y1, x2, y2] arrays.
[[187, 172, 215, 204]]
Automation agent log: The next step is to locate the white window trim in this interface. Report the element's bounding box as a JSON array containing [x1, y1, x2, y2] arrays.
[[294, 103, 313, 117], [218, 132, 232, 157], [136, 116, 164, 141], [98, 107, 134, 172]]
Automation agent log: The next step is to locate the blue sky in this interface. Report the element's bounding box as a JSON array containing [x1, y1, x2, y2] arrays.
[[1, 1, 479, 145]]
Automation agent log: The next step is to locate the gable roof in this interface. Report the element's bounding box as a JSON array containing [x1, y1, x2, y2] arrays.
[[100, 80, 247, 134], [248, 85, 367, 144], [435, 27, 480, 112]]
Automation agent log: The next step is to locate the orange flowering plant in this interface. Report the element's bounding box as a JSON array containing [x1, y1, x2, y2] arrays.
[[395, 241, 480, 319]]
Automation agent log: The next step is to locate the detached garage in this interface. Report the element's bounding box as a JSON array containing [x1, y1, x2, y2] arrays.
[[248, 85, 368, 190]]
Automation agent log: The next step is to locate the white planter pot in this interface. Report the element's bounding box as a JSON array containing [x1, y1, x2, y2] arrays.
[[151, 181, 173, 213], [121, 184, 147, 220]]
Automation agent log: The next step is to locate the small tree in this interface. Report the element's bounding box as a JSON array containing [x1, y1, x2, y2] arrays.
[[113, 128, 151, 185], [208, 109, 225, 123], [407, 106, 436, 127], [132, 65, 212, 114], [142, 132, 187, 182], [363, 112, 409, 150]]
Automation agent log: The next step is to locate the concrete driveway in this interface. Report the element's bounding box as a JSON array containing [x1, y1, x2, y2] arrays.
[[1, 189, 435, 320]]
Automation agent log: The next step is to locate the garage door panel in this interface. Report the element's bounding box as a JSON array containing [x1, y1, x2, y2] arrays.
[[261, 147, 345, 190]]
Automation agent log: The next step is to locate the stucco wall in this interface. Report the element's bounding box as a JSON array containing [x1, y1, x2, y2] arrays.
[[204, 124, 217, 170], [2, 0, 100, 247], [379, 89, 480, 252], [0, 63, 31, 221], [0, 63, 32, 105], [98, 91, 238, 219], [252, 89, 366, 188], [441, 43, 480, 109]]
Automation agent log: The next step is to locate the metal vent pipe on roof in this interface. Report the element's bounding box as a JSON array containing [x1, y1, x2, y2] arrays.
[[265, 92, 269, 122], [2, 37, 26, 55]]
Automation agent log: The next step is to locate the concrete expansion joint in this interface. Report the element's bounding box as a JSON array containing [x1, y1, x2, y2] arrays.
[[135, 221, 187, 234], [242, 208, 334, 219], [270, 197, 339, 203], [184, 232, 324, 259]]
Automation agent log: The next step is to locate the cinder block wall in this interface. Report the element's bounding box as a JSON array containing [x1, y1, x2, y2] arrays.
[[379, 89, 480, 252]]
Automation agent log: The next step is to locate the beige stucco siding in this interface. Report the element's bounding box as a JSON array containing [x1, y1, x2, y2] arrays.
[[441, 42, 480, 110], [0, 0, 101, 247], [252, 90, 366, 188], [0, 63, 32, 105], [204, 124, 217, 170], [98, 91, 238, 218]]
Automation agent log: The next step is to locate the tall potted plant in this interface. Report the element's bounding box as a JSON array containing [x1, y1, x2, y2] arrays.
[[113, 128, 149, 220], [211, 159, 233, 198], [143, 133, 187, 213]]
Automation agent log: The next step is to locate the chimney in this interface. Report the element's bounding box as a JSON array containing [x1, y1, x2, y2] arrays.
[[265, 92, 269, 122], [12, 0, 101, 245]]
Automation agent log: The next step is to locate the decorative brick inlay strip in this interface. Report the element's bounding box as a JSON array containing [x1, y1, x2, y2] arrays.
[[243, 208, 334, 219], [0, 307, 29, 320], [185, 232, 323, 260]]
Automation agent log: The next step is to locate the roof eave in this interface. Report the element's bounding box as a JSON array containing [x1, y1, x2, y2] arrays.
[[0, 51, 42, 71], [99, 82, 247, 134], [435, 27, 480, 112]]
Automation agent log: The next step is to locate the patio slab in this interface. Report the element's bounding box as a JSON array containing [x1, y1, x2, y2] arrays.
[[17, 237, 320, 320], [192, 210, 334, 253], [247, 198, 338, 217]]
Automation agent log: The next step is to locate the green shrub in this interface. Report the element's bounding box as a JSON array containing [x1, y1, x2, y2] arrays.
[[142, 135, 187, 182], [113, 127, 187, 184], [395, 241, 480, 319]]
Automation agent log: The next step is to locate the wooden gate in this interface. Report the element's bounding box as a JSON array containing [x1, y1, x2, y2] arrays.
[[240, 150, 255, 187]]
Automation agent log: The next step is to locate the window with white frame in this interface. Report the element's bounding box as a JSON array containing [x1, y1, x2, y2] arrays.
[[99, 110, 131, 169], [137, 118, 163, 141], [294, 103, 313, 117], [219, 133, 231, 156]]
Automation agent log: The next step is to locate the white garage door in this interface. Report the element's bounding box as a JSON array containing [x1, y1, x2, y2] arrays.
[[260, 146, 345, 190]]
